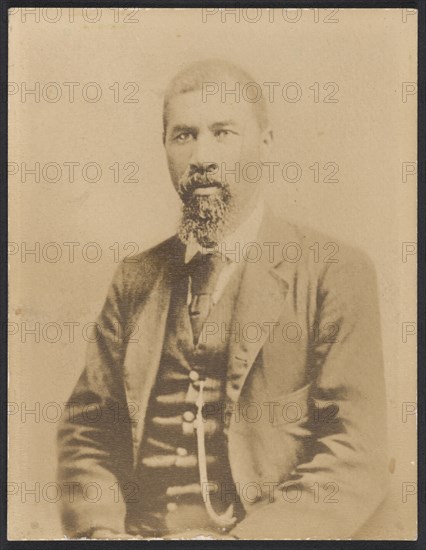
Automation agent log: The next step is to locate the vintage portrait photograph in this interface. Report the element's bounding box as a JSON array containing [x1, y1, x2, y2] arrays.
[[6, 6, 418, 541]]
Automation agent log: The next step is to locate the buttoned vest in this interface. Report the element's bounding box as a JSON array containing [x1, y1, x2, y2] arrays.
[[131, 259, 245, 537]]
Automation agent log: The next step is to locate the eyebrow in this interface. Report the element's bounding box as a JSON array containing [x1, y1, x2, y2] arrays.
[[210, 120, 238, 130], [169, 120, 239, 136], [169, 124, 196, 135]]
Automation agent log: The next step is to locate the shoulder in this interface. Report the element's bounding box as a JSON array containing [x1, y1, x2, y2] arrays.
[[123, 234, 182, 270], [265, 214, 378, 299], [111, 234, 183, 296], [270, 214, 376, 273], [273, 219, 380, 319]]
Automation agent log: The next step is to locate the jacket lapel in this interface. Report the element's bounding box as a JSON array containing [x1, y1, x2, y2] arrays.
[[123, 237, 185, 466], [226, 215, 290, 403]]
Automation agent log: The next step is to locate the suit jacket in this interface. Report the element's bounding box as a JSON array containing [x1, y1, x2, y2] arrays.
[[57, 213, 388, 539]]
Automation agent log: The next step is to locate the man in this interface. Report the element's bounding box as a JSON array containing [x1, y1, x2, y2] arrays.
[[57, 59, 388, 539]]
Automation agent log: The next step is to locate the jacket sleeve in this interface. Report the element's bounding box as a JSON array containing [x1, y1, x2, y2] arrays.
[[57, 261, 133, 537], [231, 249, 389, 539]]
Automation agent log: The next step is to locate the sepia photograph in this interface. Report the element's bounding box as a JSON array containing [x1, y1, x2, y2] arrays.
[[6, 6, 418, 541]]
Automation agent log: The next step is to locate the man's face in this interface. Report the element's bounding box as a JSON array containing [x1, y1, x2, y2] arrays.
[[164, 87, 271, 246]]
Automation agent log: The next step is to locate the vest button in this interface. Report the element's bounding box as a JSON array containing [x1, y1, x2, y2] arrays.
[[166, 502, 178, 512], [176, 447, 188, 456], [189, 370, 199, 382], [183, 410, 195, 422], [182, 420, 195, 435]]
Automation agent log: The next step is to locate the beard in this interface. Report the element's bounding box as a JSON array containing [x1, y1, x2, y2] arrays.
[[177, 168, 234, 248]]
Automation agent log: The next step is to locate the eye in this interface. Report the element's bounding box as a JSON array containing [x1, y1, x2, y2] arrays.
[[174, 132, 193, 143], [215, 129, 236, 141]]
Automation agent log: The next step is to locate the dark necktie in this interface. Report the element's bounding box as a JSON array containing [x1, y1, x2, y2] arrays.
[[187, 251, 225, 345]]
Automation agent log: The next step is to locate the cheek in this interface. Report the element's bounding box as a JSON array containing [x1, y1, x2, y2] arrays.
[[240, 136, 261, 161], [223, 136, 261, 165], [219, 140, 243, 162], [166, 149, 187, 182], [223, 144, 261, 187]]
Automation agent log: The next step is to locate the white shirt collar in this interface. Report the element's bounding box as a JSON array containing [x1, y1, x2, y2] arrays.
[[184, 200, 264, 264]]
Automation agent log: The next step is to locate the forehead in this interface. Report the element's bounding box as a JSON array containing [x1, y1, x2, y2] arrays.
[[166, 89, 259, 128]]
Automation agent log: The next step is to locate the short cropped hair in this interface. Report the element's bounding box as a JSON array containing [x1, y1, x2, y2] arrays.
[[162, 58, 269, 136]]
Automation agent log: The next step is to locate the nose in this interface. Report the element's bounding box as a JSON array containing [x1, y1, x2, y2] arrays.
[[189, 134, 218, 174], [189, 161, 218, 177]]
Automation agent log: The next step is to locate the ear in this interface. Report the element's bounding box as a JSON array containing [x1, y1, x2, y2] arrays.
[[260, 127, 273, 161]]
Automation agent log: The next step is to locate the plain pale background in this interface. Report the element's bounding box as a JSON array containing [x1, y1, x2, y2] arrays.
[[8, 8, 417, 539]]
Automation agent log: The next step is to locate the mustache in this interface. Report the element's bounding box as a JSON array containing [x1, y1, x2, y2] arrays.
[[178, 168, 225, 196]]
